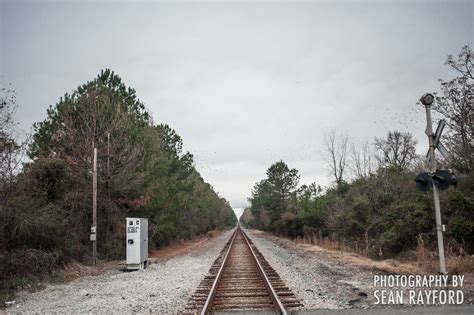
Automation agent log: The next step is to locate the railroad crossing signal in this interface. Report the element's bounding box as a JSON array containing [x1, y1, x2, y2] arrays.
[[415, 172, 433, 193], [419, 93, 447, 274], [426, 119, 449, 162], [415, 170, 456, 192], [432, 170, 457, 190]]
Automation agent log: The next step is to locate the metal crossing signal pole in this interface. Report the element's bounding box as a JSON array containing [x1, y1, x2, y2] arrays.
[[420, 93, 446, 274], [92, 147, 98, 265]]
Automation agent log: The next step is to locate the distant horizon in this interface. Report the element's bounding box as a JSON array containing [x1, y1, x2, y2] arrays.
[[233, 207, 245, 221]]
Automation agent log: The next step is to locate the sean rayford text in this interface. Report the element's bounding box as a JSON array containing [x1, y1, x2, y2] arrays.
[[373, 275, 464, 305]]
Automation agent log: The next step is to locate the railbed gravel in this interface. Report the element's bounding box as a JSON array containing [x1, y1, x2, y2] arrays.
[[245, 228, 377, 310], [244, 230, 474, 313], [7, 229, 234, 314]]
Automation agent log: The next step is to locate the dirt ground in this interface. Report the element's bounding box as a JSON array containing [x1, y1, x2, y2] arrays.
[[55, 230, 224, 280], [2, 229, 225, 311], [6, 230, 234, 313], [149, 230, 223, 262]]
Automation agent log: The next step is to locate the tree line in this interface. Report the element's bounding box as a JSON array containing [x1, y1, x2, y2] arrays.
[[241, 46, 473, 261], [0, 70, 237, 286]]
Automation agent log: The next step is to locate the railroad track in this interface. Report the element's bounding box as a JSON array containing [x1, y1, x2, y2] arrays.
[[185, 226, 302, 314]]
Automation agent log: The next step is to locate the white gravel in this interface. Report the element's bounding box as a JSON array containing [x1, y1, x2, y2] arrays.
[[245, 229, 474, 313], [7, 229, 234, 314], [245, 229, 375, 310], [8, 228, 472, 313]]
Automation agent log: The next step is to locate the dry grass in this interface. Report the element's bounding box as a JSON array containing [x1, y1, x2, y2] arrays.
[[291, 233, 474, 275], [415, 235, 474, 274], [293, 236, 422, 274], [418, 253, 473, 274], [149, 229, 224, 262]]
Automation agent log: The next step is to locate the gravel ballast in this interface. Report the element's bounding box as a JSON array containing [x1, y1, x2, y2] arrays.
[[8, 227, 473, 313], [7, 229, 234, 314], [244, 229, 474, 312], [245, 229, 376, 310]]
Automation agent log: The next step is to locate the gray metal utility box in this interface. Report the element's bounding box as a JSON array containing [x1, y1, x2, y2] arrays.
[[126, 218, 148, 270]]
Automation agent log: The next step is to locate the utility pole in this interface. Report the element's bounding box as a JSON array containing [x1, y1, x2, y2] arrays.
[[420, 93, 446, 274], [107, 133, 110, 181], [106, 133, 111, 240], [92, 147, 98, 265]]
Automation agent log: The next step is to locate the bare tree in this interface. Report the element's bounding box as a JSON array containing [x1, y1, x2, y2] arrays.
[[433, 45, 473, 172], [1, 86, 28, 189], [374, 131, 417, 169], [322, 130, 349, 184], [349, 139, 377, 178], [1, 85, 30, 253]]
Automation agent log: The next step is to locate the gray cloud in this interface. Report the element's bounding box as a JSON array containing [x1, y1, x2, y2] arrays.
[[2, 0, 472, 211]]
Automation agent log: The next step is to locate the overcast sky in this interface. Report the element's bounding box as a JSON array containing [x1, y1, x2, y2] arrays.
[[1, 0, 473, 217]]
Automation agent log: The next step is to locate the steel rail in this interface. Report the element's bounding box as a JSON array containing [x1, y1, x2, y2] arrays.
[[200, 227, 238, 315], [240, 227, 288, 315]]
